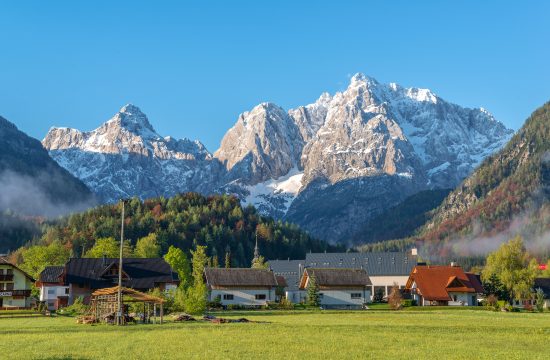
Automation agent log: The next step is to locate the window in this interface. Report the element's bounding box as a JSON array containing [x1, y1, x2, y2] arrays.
[[6, 283, 13, 290], [48, 289, 55, 295], [6, 269, 13, 275], [318, 293, 324, 298], [222, 294, 234, 300], [65, 288, 70, 295], [351, 293, 362, 299], [48, 302, 55, 308], [452, 295, 457, 302], [255, 294, 266, 300]]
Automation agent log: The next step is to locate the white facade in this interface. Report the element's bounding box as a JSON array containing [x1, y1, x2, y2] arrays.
[[369, 275, 409, 300], [319, 289, 371, 309], [210, 288, 275, 306], [39, 285, 69, 310], [410, 281, 477, 306]]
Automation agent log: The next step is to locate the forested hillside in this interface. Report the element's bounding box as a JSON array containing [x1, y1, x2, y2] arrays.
[[9, 193, 339, 274], [416, 101, 550, 257], [351, 189, 451, 245]]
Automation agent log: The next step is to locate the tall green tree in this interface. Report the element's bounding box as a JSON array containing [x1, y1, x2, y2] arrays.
[[134, 233, 161, 258], [183, 245, 208, 314], [482, 273, 510, 301], [482, 236, 538, 302], [84, 237, 133, 258], [306, 272, 320, 307], [19, 242, 70, 279], [163, 246, 191, 288]]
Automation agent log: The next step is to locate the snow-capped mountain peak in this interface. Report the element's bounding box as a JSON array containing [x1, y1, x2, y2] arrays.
[[107, 103, 159, 139]]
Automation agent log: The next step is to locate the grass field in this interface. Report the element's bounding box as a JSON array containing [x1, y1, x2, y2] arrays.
[[1, 310, 549, 359]]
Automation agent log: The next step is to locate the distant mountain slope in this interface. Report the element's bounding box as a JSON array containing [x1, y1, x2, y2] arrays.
[[417, 101, 550, 256], [351, 189, 451, 245], [0, 115, 94, 217]]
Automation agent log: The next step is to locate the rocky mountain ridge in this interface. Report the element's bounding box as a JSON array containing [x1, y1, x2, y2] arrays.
[[42, 74, 514, 243]]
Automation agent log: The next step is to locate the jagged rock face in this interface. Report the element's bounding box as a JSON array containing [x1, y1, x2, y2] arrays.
[[43, 104, 222, 203], [214, 103, 303, 184], [288, 92, 332, 143], [42, 75, 513, 244]]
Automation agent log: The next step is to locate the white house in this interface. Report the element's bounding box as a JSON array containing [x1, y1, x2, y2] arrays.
[[405, 264, 484, 306], [36, 266, 69, 310], [270, 250, 417, 303], [299, 268, 372, 309], [0, 257, 34, 309], [204, 268, 279, 307]]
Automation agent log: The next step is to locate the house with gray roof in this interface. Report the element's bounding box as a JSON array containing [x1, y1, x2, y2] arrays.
[[269, 249, 417, 303], [267, 259, 306, 303], [299, 268, 372, 309], [204, 268, 280, 307], [304, 250, 417, 300]]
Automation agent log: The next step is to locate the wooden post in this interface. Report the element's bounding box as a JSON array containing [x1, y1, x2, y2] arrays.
[[160, 303, 163, 325]]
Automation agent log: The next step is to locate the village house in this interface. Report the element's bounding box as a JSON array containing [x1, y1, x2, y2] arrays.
[[405, 264, 484, 306], [299, 268, 372, 309], [38, 257, 179, 306], [270, 249, 416, 302], [0, 257, 34, 309], [204, 268, 279, 307], [36, 266, 68, 310], [268, 259, 306, 303], [534, 278, 550, 309]]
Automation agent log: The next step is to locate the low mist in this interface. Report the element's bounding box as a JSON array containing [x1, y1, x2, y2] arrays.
[[0, 170, 96, 218]]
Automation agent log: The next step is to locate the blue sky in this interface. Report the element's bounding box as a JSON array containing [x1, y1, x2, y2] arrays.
[[0, 1, 548, 151]]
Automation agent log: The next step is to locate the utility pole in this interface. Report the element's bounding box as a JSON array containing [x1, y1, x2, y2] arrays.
[[117, 199, 125, 325]]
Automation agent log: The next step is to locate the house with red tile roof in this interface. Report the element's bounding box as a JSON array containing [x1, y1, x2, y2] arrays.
[[405, 264, 484, 306]]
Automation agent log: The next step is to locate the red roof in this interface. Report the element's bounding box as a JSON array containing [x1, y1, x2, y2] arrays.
[[406, 265, 484, 301]]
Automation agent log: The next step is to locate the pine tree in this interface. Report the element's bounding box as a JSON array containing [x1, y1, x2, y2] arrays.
[[306, 272, 320, 307], [224, 251, 231, 268]]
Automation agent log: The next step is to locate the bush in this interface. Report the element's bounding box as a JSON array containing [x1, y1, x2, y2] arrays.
[[402, 299, 415, 307], [57, 297, 89, 316]]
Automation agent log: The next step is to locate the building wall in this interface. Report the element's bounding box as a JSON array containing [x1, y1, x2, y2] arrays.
[[369, 275, 409, 300], [447, 292, 477, 306], [209, 288, 275, 306], [0, 264, 33, 308], [286, 290, 306, 303], [69, 283, 93, 305], [319, 288, 371, 308], [40, 284, 70, 310]]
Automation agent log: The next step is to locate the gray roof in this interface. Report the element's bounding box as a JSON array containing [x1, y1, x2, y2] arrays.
[[39, 266, 64, 283], [268, 260, 305, 291], [301, 268, 372, 288], [204, 268, 278, 287], [535, 278, 550, 296], [305, 252, 416, 276]]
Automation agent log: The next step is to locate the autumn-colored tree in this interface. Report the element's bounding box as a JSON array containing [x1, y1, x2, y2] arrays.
[[388, 283, 403, 310]]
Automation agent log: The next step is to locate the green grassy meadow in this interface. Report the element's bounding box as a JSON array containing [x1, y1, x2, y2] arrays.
[[1, 310, 549, 359]]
